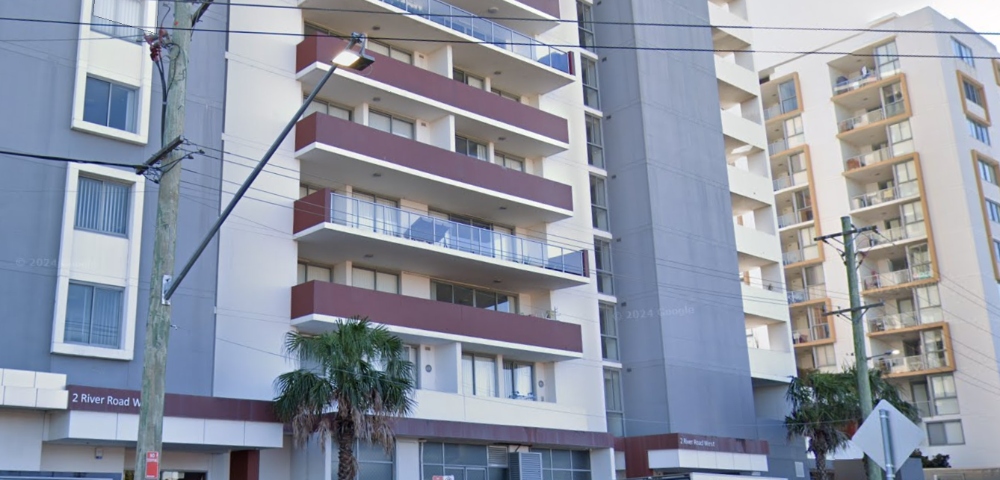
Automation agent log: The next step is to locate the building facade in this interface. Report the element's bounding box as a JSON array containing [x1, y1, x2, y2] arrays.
[[759, 6, 1000, 468], [586, 0, 803, 478], [3, 0, 619, 478]]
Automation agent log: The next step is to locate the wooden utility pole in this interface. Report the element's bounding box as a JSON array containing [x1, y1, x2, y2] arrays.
[[817, 216, 883, 480], [134, 2, 195, 478]]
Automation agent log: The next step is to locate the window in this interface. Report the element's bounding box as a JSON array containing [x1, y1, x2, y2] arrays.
[[304, 98, 351, 121], [75, 176, 130, 236], [65, 282, 123, 348], [888, 120, 914, 156], [331, 440, 394, 479], [462, 354, 497, 397], [369, 110, 414, 139], [988, 201, 1000, 224], [91, 0, 143, 38], [930, 374, 960, 415], [585, 114, 605, 168], [352, 267, 399, 294], [367, 39, 413, 63], [495, 152, 524, 172], [603, 368, 625, 436], [778, 79, 798, 114], [882, 83, 905, 116], [421, 443, 508, 480], [491, 87, 520, 102], [964, 80, 986, 108], [994, 240, 1000, 262], [83, 77, 137, 133], [595, 238, 614, 295], [503, 361, 535, 400], [453, 68, 485, 89], [456, 135, 488, 160], [432, 281, 516, 313], [928, 420, 965, 445], [581, 56, 600, 109], [814, 345, 836, 367], [576, 1, 595, 52], [530, 449, 592, 480], [297, 262, 332, 283], [599, 302, 619, 361], [953, 38, 975, 67], [969, 118, 991, 145], [979, 159, 998, 185], [590, 175, 610, 231], [874, 42, 901, 77]]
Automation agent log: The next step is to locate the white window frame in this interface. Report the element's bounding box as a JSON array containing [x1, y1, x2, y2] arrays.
[[73, 0, 154, 145], [75, 174, 131, 237], [52, 163, 145, 360], [927, 420, 965, 445]]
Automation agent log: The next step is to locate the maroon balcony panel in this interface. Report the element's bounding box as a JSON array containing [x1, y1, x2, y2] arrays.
[[519, 0, 560, 17], [297, 36, 569, 143], [292, 281, 584, 353], [293, 188, 330, 233], [295, 114, 574, 212]]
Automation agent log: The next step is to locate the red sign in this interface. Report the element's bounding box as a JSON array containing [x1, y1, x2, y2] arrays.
[[145, 451, 160, 480]]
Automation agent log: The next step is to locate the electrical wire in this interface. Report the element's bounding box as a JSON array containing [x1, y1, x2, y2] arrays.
[[2, 15, 1000, 60]]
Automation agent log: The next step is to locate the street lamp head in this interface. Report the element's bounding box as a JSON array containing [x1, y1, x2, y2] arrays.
[[889, 349, 901, 356], [333, 32, 375, 71]]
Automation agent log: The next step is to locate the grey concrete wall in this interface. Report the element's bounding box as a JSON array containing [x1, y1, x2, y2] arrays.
[[0, 0, 227, 396], [593, 0, 758, 440]]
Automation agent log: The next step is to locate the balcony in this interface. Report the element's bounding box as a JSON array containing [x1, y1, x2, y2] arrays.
[[735, 225, 782, 270], [721, 110, 767, 151], [291, 281, 583, 361], [782, 245, 820, 266], [295, 113, 573, 226], [857, 223, 927, 251], [742, 283, 791, 326], [838, 103, 903, 133], [297, 36, 569, 158], [709, 1, 751, 51], [792, 324, 832, 346], [773, 171, 809, 192], [768, 137, 804, 157], [294, 190, 589, 291], [787, 285, 826, 305], [728, 165, 773, 215], [861, 265, 934, 292], [837, 102, 908, 145], [832, 70, 903, 98], [778, 208, 814, 229], [867, 310, 944, 335], [850, 182, 920, 213], [439, 0, 562, 36], [875, 351, 952, 378], [748, 348, 797, 382], [299, 0, 574, 95], [715, 56, 758, 108], [844, 145, 905, 173]]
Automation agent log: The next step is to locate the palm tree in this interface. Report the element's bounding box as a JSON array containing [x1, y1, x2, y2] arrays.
[[786, 368, 919, 480], [273, 316, 416, 480], [785, 370, 857, 480]]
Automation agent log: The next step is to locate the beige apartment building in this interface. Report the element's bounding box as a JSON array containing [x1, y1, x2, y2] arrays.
[[759, 7, 1000, 467]]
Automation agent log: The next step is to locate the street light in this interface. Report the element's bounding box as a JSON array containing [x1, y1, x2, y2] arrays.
[[867, 350, 900, 361], [164, 32, 374, 301]]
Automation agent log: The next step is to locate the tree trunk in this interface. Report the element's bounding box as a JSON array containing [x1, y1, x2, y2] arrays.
[[336, 419, 357, 480], [815, 453, 830, 480]]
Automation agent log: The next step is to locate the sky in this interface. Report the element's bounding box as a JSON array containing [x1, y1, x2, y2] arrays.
[[748, 0, 1000, 69]]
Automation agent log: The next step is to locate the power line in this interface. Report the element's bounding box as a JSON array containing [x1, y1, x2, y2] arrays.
[[0, 149, 144, 168], [2, 16, 1000, 60]]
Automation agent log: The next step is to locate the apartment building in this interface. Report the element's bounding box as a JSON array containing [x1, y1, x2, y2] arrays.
[[4, 0, 625, 479], [759, 6, 1000, 468], [587, 0, 802, 478]]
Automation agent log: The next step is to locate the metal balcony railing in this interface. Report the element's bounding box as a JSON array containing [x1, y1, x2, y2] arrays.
[[851, 181, 919, 210], [876, 351, 949, 375], [327, 193, 586, 276], [838, 101, 905, 133], [856, 222, 926, 247], [378, 0, 570, 73], [861, 264, 933, 290], [844, 146, 893, 171], [778, 208, 814, 229], [782, 245, 819, 265], [792, 324, 831, 344], [787, 285, 826, 304]]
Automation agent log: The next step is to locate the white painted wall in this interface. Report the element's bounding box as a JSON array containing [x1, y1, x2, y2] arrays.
[[764, 8, 1000, 467], [0, 410, 44, 471]]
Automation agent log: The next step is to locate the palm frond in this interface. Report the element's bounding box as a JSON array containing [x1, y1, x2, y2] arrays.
[[273, 369, 335, 447]]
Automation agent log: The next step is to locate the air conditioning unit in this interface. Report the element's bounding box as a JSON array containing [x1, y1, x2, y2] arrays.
[[508, 452, 543, 480]]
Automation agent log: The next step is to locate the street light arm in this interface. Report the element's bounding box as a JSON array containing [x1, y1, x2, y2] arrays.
[[163, 33, 365, 301]]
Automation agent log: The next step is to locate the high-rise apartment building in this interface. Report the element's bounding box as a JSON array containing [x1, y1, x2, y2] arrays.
[[586, 0, 802, 478], [2, 0, 618, 478], [759, 6, 1000, 468]]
